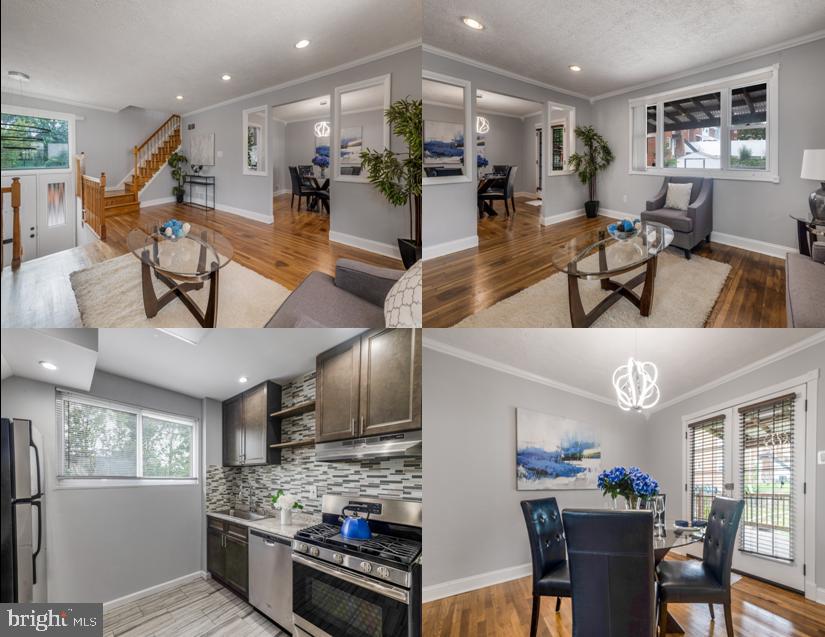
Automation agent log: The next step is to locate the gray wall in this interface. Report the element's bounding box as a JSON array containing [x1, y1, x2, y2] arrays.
[[182, 46, 420, 253], [0, 371, 204, 603], [272, 119, 288, 194], [591, 37, 825, 249], [645, 341, 825, 590], [422, 347, 649, 589], [200, 397, 223, 573], [422, 51, 592, 253]]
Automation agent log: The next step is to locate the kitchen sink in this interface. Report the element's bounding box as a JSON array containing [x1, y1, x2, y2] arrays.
[[214, 508, 270, 521]]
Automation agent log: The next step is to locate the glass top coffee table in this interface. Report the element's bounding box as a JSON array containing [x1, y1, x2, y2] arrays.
[[127, 222, 234, 327], [550, 221, 674, 327]]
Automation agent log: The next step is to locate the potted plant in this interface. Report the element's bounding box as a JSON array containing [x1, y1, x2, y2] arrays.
[[168, 151, 189, 204], [359, 97, 422, 268], [568, 125, 614, 218]]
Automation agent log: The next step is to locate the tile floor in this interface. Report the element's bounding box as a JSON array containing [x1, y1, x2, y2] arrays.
[[103, 577, 286, 637]]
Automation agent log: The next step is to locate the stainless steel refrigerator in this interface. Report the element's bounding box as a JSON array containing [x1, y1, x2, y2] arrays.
[[1, 418, 46, 603]]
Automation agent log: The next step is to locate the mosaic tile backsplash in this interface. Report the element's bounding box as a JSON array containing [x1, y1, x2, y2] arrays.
[[206, 371, 422, 515]]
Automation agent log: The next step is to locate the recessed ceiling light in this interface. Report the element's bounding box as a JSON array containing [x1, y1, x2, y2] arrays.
[[221, 74, 232, 81], [38, 361, 58, 371], [320, 100, 328, 106], [176, 95, 183, 100], [462, 17, 484, 30], [569, 65, 582, 72], [295, 39, 310, 49], [238, 376, 248, 384], [476, 92, 484, 99], [8, 70, 30, 82]]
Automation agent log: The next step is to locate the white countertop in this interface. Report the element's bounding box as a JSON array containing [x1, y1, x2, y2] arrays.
[[206, 510, 320, 540]]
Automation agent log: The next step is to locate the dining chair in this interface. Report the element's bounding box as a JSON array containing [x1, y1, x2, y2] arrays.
[[434, 167, 464, 177], [298, 165, 314, 176], [562, 509, 657, 637], [478, 166, 518, 217], [288, 166, 320, 211], [656, 497, 744, 637], [520, 498, 571, 637], [493, 164, 510, 174]]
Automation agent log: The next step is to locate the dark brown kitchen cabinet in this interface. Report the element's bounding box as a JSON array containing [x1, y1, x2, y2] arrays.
[[222, 381, 281, 466], [206, 517, 248, 598], [315, 329, 421, 442]]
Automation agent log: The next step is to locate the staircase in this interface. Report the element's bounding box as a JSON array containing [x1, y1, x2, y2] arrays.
[[79, 114, 181, 240]]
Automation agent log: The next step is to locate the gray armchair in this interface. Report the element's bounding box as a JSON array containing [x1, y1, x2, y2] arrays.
[[265, 259, 403, 327], [641, 177, 713, 259]]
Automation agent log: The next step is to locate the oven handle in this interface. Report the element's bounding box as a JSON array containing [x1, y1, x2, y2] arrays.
[[292, 553, 409, 604]]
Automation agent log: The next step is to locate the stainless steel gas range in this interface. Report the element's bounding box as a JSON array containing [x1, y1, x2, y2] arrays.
[[292, 495, 422, 637]]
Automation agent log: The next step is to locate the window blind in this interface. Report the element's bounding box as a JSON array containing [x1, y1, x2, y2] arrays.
[[738, 392, 795, 562], [688, 415, 726, 523]]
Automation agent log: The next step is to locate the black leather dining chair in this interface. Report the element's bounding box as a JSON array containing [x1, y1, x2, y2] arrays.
[[563, 509, 657, 637], [478, 166, 518, 217], [520, 498, 570, 637], [434, 167, 464, 177], [289, 166, 320, 211], [657, 497, 744, 637], [493, 164, 510, 174]]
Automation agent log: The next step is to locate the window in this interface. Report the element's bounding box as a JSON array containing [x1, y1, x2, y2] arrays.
[[57, 391, 196, 481], [1, 112, 70, 170], [688, 415, 725, 522], [629, 66, 777, 181], [547, 102, 576, 176]]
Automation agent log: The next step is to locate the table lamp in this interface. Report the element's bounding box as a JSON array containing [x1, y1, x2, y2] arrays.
[[801, 149, 825, 222]]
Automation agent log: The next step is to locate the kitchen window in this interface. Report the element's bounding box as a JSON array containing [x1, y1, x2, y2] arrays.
[[56, 391, 197, 483], [628, 65, 778, 182]]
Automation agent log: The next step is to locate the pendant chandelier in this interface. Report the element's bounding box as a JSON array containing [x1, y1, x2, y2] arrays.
[[476, 116, 490, 134], [313, 121, 330, 137], [613, 357, 660, 412]]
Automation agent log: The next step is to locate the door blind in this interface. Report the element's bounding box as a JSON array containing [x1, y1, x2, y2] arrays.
[[738, 392, 796, 562], [688, 415, 726, 523]]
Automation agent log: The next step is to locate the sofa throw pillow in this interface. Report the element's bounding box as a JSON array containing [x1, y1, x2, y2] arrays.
[[384, 259, 422, 327], [665, 182, 693, 211]]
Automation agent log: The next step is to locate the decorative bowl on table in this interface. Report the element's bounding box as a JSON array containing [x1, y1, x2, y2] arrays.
[[159, 219, 190, 240], [607, 218, 641, 241]]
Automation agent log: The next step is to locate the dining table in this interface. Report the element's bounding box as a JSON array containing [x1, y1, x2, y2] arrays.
[[305, 176, 330, 213], [653, 521, 706, 635]]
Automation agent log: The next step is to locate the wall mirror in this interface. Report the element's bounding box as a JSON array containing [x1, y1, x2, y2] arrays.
[[243, 106, 268, 176], [547, 102, 576, 177], [422, 72, 472, 185], [333, 74, 391, 183]]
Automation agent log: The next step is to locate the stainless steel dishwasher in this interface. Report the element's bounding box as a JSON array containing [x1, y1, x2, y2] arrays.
[[249, 529, 293, 632]]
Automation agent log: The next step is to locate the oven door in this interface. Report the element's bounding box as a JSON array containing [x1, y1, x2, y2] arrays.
[[292, 553, 409, 637]]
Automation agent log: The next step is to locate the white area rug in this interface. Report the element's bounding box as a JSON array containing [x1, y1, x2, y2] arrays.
[[70, 253, 291, 327], [525, 200, 543, 207], [455, 249, 731, 327]]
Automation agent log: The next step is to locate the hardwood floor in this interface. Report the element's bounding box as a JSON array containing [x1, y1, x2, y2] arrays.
[[1, 194, 400, 327], [422, 559, 825, 637], [422, 197, 787, 327], [102, 577, 285, 637]]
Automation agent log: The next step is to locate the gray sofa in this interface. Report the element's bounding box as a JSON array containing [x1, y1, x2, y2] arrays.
[[785, 243, 825, 327], [265, 259, 403, 327], [641, 177, 713, 259]]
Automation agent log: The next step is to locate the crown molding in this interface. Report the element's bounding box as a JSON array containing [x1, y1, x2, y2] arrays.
[[422, 44, 591, 102], [183, 39, 422, 118], [0, 87, 120, 113], [589, 29, 825, 102]]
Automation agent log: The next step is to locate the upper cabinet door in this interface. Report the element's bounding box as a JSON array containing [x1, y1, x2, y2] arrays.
[[316, 338, 361, 442], [242, 383, 269, 465], [359, 329, 421, 436], [222, 395, 244, 466]]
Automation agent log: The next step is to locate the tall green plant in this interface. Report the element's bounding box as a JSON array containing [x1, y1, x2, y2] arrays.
[[568, 125, 614, 202], [359, 98, 422, 244], [168, 151, 189, 197]]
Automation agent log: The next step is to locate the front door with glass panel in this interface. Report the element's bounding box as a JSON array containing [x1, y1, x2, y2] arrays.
[[35, 173, 74, 256], [686, 386, 807, 591]]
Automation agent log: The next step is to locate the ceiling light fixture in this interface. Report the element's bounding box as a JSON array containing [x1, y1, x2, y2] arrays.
[[613, 358, 660, 412], [462, 17, 484, 30], [295, 39, 310, 49], [38, 361, 58, 371], [176, 95, 183, 100], [568, 65, 582, 72], [476, 116, 490, 134], [238, 376, 249, 384], [313, 121, 330, 137], [221, 74, 232, 81]]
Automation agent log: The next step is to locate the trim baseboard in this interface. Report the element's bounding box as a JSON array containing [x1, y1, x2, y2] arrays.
[[328, 230, 401, 260], [423, 563, 531, 603], [214, 202, 273, 225], [102, 571, 207, 610], [140, 196, 176, 208], [815, 585, 825, 605], [710, 231, 794, 259], [540, 208, 584, 226], [423, 235, 479, 260]]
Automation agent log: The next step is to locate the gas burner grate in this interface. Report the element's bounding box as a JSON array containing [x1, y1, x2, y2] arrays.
[[295, 522, 340, 543], [327, 533, 421, 565]]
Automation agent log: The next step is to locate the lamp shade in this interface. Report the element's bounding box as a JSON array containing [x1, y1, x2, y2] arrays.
[[800, 149, 825, 181]]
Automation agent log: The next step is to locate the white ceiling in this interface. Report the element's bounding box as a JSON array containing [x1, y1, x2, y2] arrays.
[[424, 329, 825, 412], [424, 79, 541, 117], [0, 0, 420, 113], [1, 329, 99, 391], [423, 0, 825, 99], [272, 84, 385, 123]]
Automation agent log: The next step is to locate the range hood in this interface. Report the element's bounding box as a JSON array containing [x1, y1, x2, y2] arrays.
[[315, 430, 421, 462]]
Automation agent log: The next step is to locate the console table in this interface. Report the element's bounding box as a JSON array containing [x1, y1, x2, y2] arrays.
[[184, 174, 215, 212]]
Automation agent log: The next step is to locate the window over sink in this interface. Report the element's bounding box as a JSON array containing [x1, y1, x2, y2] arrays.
[[56, 390, 197, 484]]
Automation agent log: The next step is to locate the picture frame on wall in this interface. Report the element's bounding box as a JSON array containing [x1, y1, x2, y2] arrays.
[[515, 407, 602, 491], [423, 120, 465, 165]]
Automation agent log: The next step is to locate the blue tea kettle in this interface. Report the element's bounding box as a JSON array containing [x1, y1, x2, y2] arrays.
[[340, 505, 372, 540]]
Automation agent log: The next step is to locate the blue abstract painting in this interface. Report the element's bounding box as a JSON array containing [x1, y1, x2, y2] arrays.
[[516, 408, 602, 490], [424, 120, 465, 164]]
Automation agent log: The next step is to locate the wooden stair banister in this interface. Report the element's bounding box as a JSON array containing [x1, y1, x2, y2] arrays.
[[1, 177, 22, 269], [81, 172, 107, 240], [133, 114, 181, 191]]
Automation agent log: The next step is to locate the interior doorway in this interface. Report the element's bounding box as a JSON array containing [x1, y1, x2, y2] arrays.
[[535, 127, 543, 197]]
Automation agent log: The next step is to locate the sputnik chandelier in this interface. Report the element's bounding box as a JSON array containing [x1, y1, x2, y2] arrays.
[[612, 358, 660, 412]]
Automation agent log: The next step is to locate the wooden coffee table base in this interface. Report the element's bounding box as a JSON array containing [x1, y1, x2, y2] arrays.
[[567, 255, 658, 328], [140, 251, 220, 327]]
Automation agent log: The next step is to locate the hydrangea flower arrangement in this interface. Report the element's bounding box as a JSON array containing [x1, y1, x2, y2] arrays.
[[477, 154, 489, 168], [312, 154, 330, 169], [598, 465, 659, 508], [628, 466, 659, 498]]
